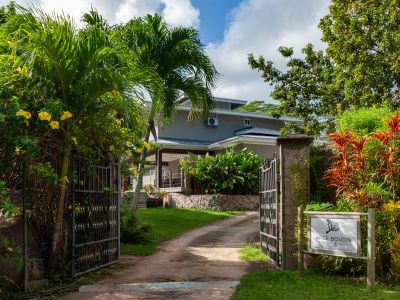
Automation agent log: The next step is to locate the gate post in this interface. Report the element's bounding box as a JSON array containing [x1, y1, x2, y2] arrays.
[[277, 135, 313, 270]]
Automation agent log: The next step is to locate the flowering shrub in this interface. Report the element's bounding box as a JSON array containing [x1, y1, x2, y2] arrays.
[[0, 6, 146, 275], [325, 112, 400, 278]]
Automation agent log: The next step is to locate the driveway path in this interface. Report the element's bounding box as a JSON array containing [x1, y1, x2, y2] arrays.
[[62, 211, 271, 299]]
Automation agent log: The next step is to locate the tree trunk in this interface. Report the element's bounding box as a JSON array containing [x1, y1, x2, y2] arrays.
[[131, 125, 151, 211], [50, 146, 70, 271]]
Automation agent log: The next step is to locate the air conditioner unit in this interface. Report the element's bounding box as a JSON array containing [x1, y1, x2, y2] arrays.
[[207, 117, 218, 126]]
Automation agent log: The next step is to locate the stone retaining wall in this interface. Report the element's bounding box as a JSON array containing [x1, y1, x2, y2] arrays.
[[166, 193, 259, 211]]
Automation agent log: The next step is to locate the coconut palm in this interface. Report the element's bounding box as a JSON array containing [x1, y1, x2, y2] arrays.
[[9, 7, 160, 268], [117, 14, 219, 206]]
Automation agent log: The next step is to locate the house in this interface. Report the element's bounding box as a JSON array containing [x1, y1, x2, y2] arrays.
[[138, 97, 300, 190]]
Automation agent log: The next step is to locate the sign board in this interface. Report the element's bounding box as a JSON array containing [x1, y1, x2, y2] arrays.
[[308, 214, 360, 257]]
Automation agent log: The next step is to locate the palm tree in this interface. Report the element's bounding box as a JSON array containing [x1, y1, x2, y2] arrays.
[[117, 14, 219, 207], [10, 7, 159, 268]]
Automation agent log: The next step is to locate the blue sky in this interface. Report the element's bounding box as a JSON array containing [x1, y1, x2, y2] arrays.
[[191, 0, 242, 44], [0, 0, 331, 102]]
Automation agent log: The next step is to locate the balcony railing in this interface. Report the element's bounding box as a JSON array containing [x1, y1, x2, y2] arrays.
[[159, 172, 183, 188]]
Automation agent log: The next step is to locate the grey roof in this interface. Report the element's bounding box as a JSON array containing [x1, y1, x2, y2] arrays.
[[214, 97, 247, 105], [176, 105, 301, 122], [155, 137, 213, 147], [178, 96, 247, 106], [235, 127, 280, 137], [154, 132, 279, 150]]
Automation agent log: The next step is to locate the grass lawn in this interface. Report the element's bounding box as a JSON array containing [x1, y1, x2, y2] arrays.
[[232, 270, 400, 300], [239, 244, 269, 262], [121, 208, 241, 256]]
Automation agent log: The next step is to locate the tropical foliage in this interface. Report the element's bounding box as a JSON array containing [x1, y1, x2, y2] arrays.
[[0, 3, 155, 278], [182, 148, 261, 195], [320, 0, 400, 107], [325, 112, 400, 279], [249, 44, 339, 134], [116, 14, 219, 206], [249, 0, 400, 134], [0, 2, 218, 286]]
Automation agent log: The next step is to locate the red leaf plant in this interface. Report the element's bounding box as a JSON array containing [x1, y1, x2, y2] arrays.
[[325, 131, 369, 208], [325, 112, 400, 209]]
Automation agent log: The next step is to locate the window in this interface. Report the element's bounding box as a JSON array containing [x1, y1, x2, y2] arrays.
[[244, 119, 251, 126]]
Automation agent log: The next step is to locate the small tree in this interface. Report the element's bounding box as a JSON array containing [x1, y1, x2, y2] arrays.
[[116, 14, 219, 208]]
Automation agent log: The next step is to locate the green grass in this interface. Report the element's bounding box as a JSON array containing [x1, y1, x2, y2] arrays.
[[239, 244, 269, 262], [232, 270, 400, 300], [121, 208, 241, 256]]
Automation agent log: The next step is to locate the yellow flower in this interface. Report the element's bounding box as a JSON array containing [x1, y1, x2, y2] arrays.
[[115, 119, 123, 127], [7, 247, 13, 252], [15, 146, 22, 156], [49, 121, 59, 130], [16, 67, 28, 77], [60, 111, 73, 120], [22, 67, 28, 77], [143, 141, 151, 149], [63, 176, 69, 184], [134, 147, 142, 153], [125, 140, 132, 146], [71, 137, 78, 145], [38, 111, 52, 121], [131, 169, 138, 177], [16, 109, 31, 119]]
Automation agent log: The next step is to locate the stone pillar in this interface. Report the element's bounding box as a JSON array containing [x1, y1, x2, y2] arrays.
[[277, 135, 313, 270]]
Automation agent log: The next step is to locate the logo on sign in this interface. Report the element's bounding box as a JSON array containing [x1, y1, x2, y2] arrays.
[[325, 218, 340, 234]]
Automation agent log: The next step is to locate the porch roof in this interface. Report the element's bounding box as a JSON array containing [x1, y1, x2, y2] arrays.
[[234, 127, 280, 136], [155, 134, 278, 151]]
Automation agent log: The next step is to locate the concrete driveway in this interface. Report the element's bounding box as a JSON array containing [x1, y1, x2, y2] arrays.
[[61, 211, 272, 300]]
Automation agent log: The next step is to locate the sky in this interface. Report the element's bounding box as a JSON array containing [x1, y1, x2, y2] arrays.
[[0, 0, 331, 103]]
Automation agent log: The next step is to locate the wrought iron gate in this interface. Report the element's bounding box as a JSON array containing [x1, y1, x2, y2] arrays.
[[71, 158, 121, 276], [259, 153, 280, 265]]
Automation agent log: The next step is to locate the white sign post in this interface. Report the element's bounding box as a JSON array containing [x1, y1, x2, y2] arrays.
[[309, 215, 360, 257], [298, 207, 375, 291]]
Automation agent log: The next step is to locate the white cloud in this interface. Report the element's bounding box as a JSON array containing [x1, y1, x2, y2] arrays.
[[0, 0, 199, 27], [115, 0, 162, 24], [161, 0, 199, 28], [207, 0, 330, 102]]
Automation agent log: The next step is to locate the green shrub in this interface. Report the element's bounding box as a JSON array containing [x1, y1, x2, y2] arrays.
[[120, 205, 151, 244], [305, 202, 334, 211], [0, 181, 18, 217], [336, 105, 391, 135], [192, 147, 262, 195]]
